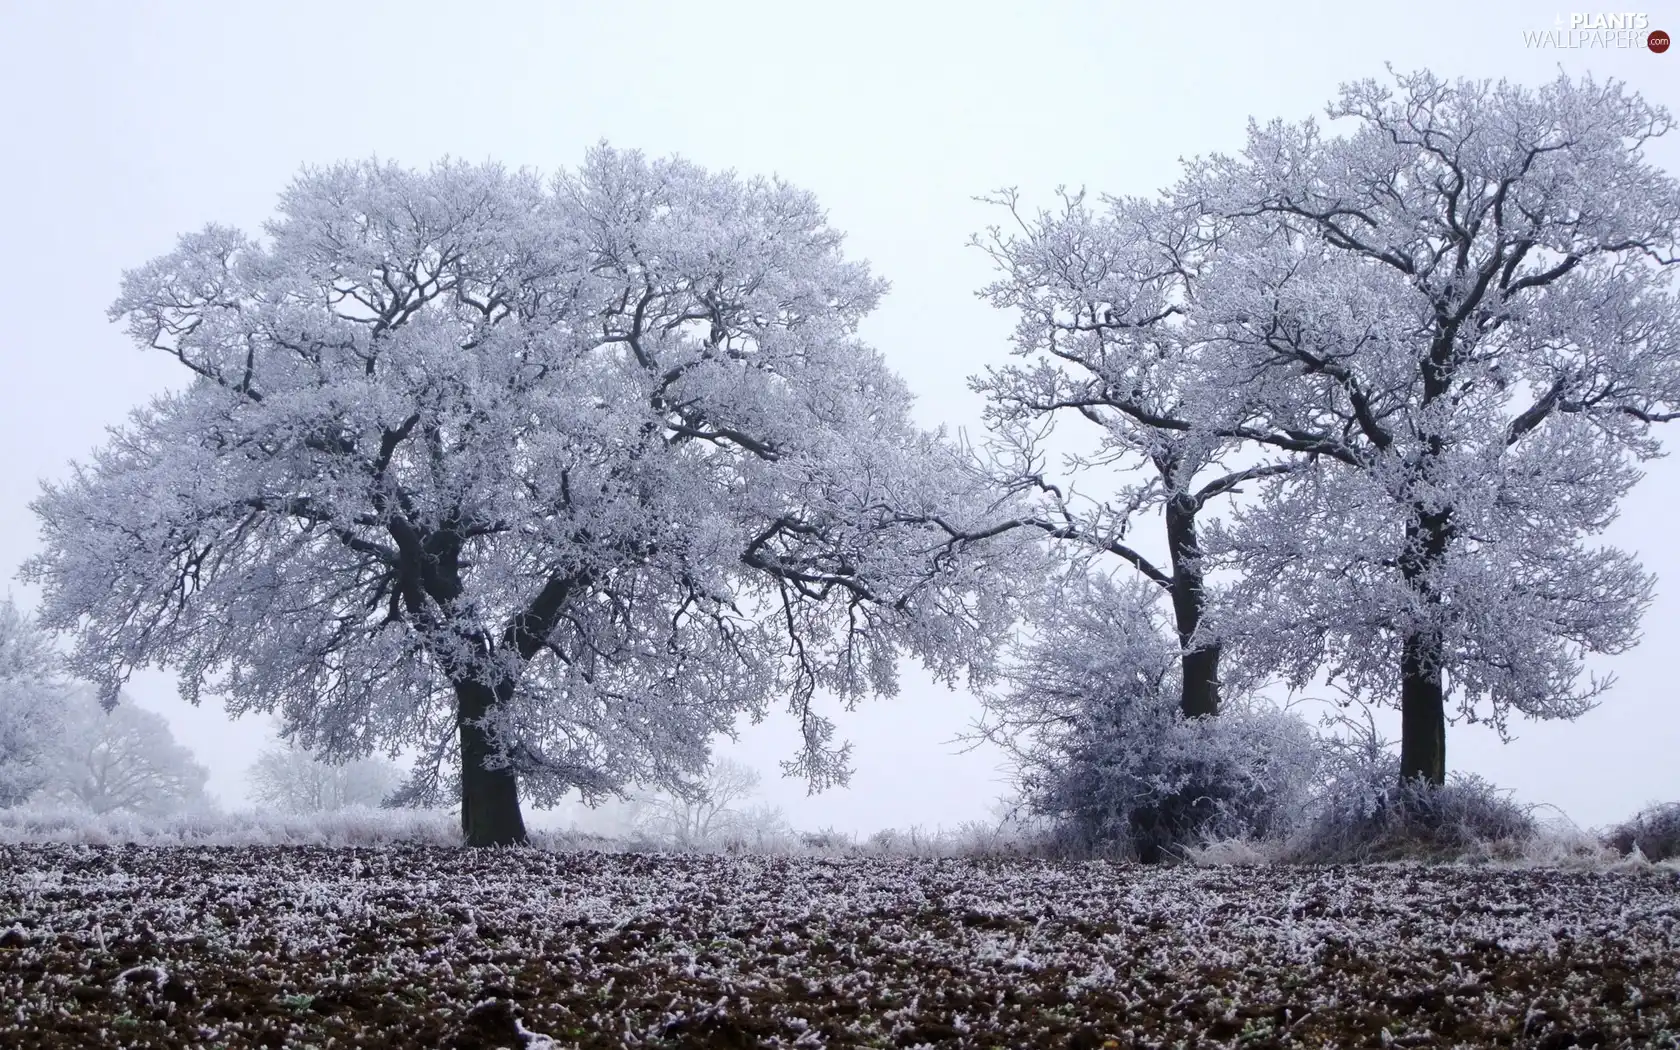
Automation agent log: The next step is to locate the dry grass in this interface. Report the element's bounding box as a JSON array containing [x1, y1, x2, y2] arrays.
[[1602, 801, 1680, 863]]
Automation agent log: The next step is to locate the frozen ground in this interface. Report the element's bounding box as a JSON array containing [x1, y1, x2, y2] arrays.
[[2, 843, 1677, 1048]]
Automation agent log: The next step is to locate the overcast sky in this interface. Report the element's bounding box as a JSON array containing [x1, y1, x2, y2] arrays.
[[1, 0, 1675, 833]]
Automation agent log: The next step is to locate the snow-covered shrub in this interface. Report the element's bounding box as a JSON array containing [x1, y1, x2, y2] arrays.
[[1030, 684, 1320, 862], [1281, 710, 1537, 863], [1602, 802, 1680, 863], [1286, 770, 1537, 864], [977, 570, 1319, 862]]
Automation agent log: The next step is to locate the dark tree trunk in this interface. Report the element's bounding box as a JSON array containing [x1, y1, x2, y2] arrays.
[[387, 503, 583, 849], [1164, 494, 1220, 719], [1396, 501, 1453, 789], [1398, 633, 1447, 786], [456, 678, 528, 847]]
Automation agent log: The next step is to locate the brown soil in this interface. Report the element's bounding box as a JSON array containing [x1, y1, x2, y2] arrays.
[[2, 845, 1676, 1048]]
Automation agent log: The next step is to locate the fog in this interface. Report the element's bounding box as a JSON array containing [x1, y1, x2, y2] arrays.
[[1, 0, 1675, 834]]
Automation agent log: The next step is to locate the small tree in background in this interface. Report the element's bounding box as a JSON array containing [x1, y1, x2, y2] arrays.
[[0, 598, 69, 808], [246, 740, 403, 814], [37, 687, 210, 817], [633, 757, 786, 847]]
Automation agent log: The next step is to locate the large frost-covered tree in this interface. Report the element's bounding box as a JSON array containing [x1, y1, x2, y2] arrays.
[[23, 149, 1026, 845], [1198, 70, 1680, 785], [1015, 70, 1680, 786]]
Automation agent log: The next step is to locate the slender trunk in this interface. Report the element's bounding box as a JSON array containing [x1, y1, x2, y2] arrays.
[[1164, 494, 1220, 719], [456, 678, 528, 847]]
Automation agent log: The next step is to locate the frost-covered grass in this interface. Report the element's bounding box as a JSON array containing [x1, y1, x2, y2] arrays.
[[2, 844, 1677, 1049], [7, 799, 1675, 876], [0, 803, 1007, 860], [1603, 802, 1680, 864], [0, 803, 1046, 859], [0, 802, 467, 848]]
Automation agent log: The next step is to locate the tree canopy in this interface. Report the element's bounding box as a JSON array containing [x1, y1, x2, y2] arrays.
[[24, 148, 1028, 844], [974, 69, 1680, 787]]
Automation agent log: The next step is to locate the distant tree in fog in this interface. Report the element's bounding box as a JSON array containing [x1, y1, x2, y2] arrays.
[[37, 687, 210, 817], [0, 598, 68, 807], [246, 740, 403, 814], [634, 757, 786, 846]]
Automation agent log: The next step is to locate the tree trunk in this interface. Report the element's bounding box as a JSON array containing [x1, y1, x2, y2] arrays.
[[1398, 633, 1447, 786], [1164, 494, 1220, 719], [1396, 501, 1453, 789], [456, 678, 528, 847]]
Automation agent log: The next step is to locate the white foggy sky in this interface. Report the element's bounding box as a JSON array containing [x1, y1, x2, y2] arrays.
[[0, 1, 1675, 833]]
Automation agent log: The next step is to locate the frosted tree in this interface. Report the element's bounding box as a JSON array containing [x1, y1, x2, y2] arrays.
[[971, 190, 1302, 718], [23, 149, 1029, 845], [246, 740, 403, 814], [36, 687, 210, 817], [0, 598, 68, 807], [631, 756, 783, 846], [1177, 70, 1678, 784]]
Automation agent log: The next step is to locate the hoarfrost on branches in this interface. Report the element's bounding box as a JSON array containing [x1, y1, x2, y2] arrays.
[[978, 68, 1680, 787], [21, 147, 1030, 844], [1194, 69, 1680, 782], [972, 189, 1303, 718]]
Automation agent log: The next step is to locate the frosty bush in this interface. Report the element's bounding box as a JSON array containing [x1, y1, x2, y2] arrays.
[[1032, 686, 1319, 862], [976, 570, 1319, 862], [1284, 716, 1537, 863], [1602, 802, 1680, 863]]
